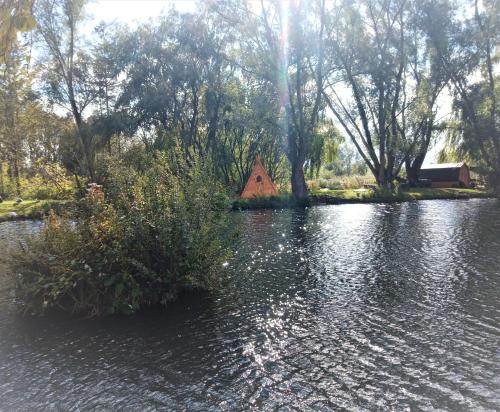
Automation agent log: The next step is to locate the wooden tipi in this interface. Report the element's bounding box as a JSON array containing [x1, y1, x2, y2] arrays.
[[240, 155, 279, 198]]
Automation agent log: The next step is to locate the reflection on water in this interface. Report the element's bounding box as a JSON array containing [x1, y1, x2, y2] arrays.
[[0, 199, 499, 410]]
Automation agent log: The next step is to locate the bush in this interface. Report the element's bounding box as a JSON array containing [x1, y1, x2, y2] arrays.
[[310, 174, 375, 190], [21, 175, 75, 200], [8, 154, 234, 316], [0, 162, 76, 200]]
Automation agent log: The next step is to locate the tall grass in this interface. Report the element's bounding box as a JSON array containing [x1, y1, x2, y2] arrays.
[[308, 174, 376, 190]]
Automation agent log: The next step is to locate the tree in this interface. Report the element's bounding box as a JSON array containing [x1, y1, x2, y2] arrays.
[[0, 0, 35, 64], [214, 0, 328, 199], [0, 0, 35, 197], [323, 0, 448, 188], [35, 0, 97, 181], [401, 1, 450, 185], [114, 8, 287, 193], [0, 39, 32, 197], [441, 78, 500, 178], [424, 0, 499, 190], [211, 79, 288, 192], [116, 11, 227, 159], [22, 101, 72, 164]]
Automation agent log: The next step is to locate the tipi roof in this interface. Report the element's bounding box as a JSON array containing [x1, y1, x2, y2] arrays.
[[240, 155, 279, 199]]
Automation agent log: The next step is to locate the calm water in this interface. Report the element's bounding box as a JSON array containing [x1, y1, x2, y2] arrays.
[[1, 199, 500, 410]]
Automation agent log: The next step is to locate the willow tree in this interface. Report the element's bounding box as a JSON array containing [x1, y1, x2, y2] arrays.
[[323, 0, 448, 188], [424, 0, 499, 191], [113, 8, 287, 192], [213, 0, 328, 199], [116, 11, 233, 157], [207, 74, 288, 192], [401, 1, 450, 185]]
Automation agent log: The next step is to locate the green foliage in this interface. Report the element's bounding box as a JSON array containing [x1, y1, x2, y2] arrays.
[[423, 0, 499, 191], [0, 0, 36, 64], [314, 174, 374, 190], [113, 12, 289, 194], [305, 123, 342, 180], [2, 0, 499, 207], [445, 78, 500, 185], [310, 187, 492, 205], [8, 155, 234, 316], [0, 199, 70, 221], [0, 162, 76, 200], [232, 187, 492, 210]]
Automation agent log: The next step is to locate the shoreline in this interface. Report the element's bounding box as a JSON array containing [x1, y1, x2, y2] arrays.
[[0, 189, 495, 221], [232, 188, 495, 210], [0, 200, 70, 223]]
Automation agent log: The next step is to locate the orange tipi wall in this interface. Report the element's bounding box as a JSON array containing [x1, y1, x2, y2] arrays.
[[240, 156, 279, 199]]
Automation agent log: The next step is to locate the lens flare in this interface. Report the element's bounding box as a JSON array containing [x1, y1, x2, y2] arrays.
[[278, 0, 290, 139]]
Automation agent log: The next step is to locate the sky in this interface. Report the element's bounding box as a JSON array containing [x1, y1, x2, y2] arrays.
[[82, 0, 447, 164], [85, 0, 198, 27]]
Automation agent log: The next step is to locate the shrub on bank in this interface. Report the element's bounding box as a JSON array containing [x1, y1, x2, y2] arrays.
[[311, 174, 375, 190], [8, 155, 234, 316], [0, 162, 77, 200], [0, 199, 72, 221]]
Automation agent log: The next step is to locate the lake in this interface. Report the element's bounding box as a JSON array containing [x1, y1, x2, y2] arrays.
[[1, 199, 499, 410]]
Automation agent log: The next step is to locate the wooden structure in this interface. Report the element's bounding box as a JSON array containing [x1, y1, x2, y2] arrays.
[[418, 162, 471, 188], [240, 155, 279, 198]]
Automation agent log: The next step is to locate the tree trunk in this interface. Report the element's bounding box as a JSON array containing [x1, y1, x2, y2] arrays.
[[73, 172, 85, 196], [72, 110, 95, 183], [406, 151, 427, 187], [0, 161, 4, 196], [494, 163, 500, 198], [12, 157, 21, 198], [375, 166, 388, 188], [67, 21, 94, 183], [406, 161, 419, 187], [405, 159, 417, 186], [291, 161, 307, 199]]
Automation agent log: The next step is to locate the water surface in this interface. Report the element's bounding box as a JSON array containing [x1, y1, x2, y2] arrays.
[[0, 199, 499, 410]]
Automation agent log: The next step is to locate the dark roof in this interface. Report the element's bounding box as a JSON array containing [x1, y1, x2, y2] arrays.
[[418, 163, 467, 182], [420, 162, 465, 169]]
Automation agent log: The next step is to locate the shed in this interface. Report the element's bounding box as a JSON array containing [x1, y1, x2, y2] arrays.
[[240, 155, 279, 198], [418, 162, 471, 188]]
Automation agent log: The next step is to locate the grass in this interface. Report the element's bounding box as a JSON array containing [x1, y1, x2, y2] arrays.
[[0, 199, 71, 222], [1, 189, 494, 216], [308, 174, 376, 190], [232, 188, 494, 210], [310, 187, 493, 204]]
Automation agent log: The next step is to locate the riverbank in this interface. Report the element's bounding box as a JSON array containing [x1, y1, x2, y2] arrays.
[[0, 189, 494, 218], [0, 200, 69, 222], [232, 188, 494, 209]]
